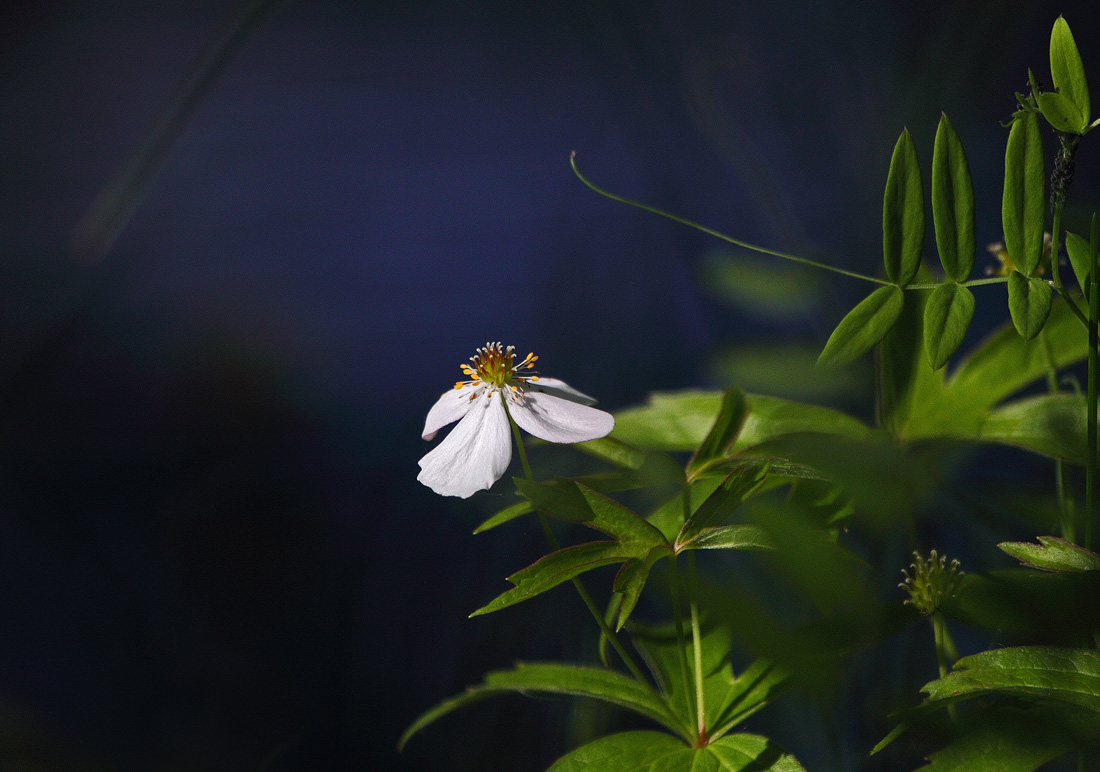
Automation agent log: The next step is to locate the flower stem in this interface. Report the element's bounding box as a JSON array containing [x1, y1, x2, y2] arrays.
[[932, 610, 957, 722], [506, 408, 653, 687], [509, 413, 534, 481]]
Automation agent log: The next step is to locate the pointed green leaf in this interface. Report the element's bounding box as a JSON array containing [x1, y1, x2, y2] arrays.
[[687, 388, 747, 479], [473, 498, 534, 533], [1007, 270, 1052, 340], [1050, 16, 1090, 129], [981, 393, 1086, 464], [1065, 230, 1092, 290], [546, 731, 807, 772], [676, 464, 767, 550], [1002, 112, 1045, 275], [921, 646, 1100, 713], [678, 524, 774, 551], [399, 664, 686, 749], [999, 535, 1100, 572], [883, 129, 925, 285], [923, 283, 975, 370], [932, 114, 976, 281], [817, 285, 905, 368], [471, 539, 671, 617], [612, 546, 671, 630], [1037, 90, 1086, 134], [514, 479, 670, 544]]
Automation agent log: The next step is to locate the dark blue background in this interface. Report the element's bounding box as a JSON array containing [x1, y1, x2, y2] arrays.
[[1, 1, 1097, 770]]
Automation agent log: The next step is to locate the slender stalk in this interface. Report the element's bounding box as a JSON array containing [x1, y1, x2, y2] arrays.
[[570, 153, 890, 287], [1087, 215, 1098, 551], [1040, 328, 1075, 541], [667, 554, 699, 745], [932, 611, 957, 722], [1050, 201, 1066, 295], [506, 410, 653, 686], [687, 552, 707, 744]]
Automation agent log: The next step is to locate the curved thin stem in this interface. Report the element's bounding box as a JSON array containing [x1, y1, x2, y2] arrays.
[[570, 152, 890, 287]]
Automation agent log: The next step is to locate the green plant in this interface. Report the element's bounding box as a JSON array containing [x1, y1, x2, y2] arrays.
[[403, 16, 1100, 772]]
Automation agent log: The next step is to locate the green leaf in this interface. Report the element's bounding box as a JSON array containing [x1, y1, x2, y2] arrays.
[[817, 285, 905, 368], [613, 391, 729, 451], [1037, 91, 1086, 134], [945, 297, 1087, 411], [921, 646, 1100, 713], [676, 464, 768, 550], [981, 393, 1086, 464], [1002, 112, 1045, 276], [998, 535, 1100, 572], [923, 283, 975, 370], [1065, 230, 1093, 290], [1007, 271, 1052, 340], [732, 395, 870, 452], [630, 616, 738, 728], [470, 540, 668, 617], [478, 481, 671, 617], [473, 498, 534, 533], [399, 664, 686, 750], [678, 524, 774, 551], [611, 391, 868, 453], [883, 129, 925, 286], [932, 114, 976, 281], [575, 436, 647, 470], [515, 479, 671, 544], [546, 731, 806, 772], [1050, 16, 1090, 130], [687, 388, 748, 479], [879, 266, 949, 435], [915, 704, 1091, 772], [946, 569, 1100, 643], [612, 545, 671, 630]]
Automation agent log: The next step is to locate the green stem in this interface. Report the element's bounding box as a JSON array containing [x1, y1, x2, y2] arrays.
[[1087, 215, 1098, 551], [570, 152, 890, 287], [932, 611, 957, 722], [667, 554, 699, 745], [507, 409, 653, 687], [687, 552, 707, 743], [570, 153, 1098, 341], [1040, 328, 1075, 541], [1050, 201, 1066, 295]]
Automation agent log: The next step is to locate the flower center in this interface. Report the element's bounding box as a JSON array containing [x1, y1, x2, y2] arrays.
[[455, 342, 539, 391]]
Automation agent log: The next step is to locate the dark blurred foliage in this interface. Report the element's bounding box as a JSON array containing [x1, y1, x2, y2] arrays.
[[1, 1, 1099, 770]]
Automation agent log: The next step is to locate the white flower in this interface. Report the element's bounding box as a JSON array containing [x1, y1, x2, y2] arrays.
[[418, 342, 615, 498]]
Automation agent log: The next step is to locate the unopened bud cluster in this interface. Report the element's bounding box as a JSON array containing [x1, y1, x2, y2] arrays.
[[899, 550, 963, 615]]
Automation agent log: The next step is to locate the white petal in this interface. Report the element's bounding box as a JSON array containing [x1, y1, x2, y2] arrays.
[[417, 394, 512, 498], [422, 383, 479, 440], [509, 390, 615, 443], [527, 377, 597, 406]]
